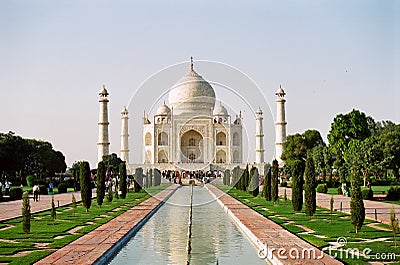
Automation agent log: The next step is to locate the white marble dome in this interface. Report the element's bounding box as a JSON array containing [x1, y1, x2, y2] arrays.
[[168, 60, 215, 115]]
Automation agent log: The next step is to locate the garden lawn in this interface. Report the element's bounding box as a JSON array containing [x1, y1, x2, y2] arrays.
[[0, 184, 169, 265], [216, 185, 400, 265]]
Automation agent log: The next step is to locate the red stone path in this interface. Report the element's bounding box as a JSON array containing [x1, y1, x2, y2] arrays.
[[34, 185, 178, 265], [278, 187, 400, 224], [207, 184, 342, 265], [0, 191, 95, 222]]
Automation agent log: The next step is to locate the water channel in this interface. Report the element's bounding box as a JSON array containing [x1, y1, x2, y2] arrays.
[[109, 186, 266, 264]]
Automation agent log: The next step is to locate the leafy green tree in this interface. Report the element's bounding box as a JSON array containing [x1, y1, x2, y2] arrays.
[[80, 161, 92, 212], [304, 129, 325, 150], [291, 160, 305, 211], [96, 161, 106, 207], [312, 146, 326, 182], [22, 191, 30, 233], [102, 153, 123, 179], [271, 160, 279, 202], [304, 153, 317, 216], [263, 163, 272, 201], [119, 163, 127, 199], [281, 133, 307, 163], [328, 109, 371, 157], [378, 122, 400, 179], [248, 167, 259, 197]]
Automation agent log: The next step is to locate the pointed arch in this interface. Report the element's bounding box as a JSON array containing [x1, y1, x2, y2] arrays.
[[145, 132, 152, 146]]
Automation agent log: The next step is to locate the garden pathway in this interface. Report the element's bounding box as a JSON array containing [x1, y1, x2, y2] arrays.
[[0, 190, 95, 221], [278, 187, 400, 224]]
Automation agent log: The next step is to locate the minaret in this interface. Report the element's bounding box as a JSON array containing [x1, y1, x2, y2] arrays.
[[120, 106, 129, 164], [97, 85, 110, 164], [275, 85, 287, 165], [255, 107, 264, 165]]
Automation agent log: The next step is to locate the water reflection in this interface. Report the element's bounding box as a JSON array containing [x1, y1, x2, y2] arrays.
[[109, 186, 266, 265]]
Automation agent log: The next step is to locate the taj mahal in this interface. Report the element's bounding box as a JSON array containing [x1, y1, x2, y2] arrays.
[[97, 57, 287, 172]]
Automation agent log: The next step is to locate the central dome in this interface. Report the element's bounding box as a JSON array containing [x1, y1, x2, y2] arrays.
[[168, 58, 216, 115]]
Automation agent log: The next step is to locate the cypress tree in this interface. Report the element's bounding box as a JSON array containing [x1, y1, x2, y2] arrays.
[[271, 159, 279, 202], [224, 169, 230, 186], [71, 194, 76, 216], [241, 165, 249, 191], [154, 168, 161, 186], [263, 163, 272, 201], [148, 168, 153, 188], [233, 166, 241, 189], [51, 195, 56, 221], [96, 161, 106, 207], [249, 167, 260, 197], [291, 159, 305, 211], [80, 161, 92, 212], [22, 191, 30, 233], [134, 167, 143, 192], [350, 168, 365, 234], [304, 153, 316, 216], [119, 163, 127, 199]]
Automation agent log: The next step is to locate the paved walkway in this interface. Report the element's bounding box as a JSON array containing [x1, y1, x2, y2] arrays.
[[207, 184, 342, 265], [278, 187, 400, 224], [0, 191, 97, 222], [35, 185, 178, 265]]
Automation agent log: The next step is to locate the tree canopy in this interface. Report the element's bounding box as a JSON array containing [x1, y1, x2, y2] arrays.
[[0, 131, 67, 180]]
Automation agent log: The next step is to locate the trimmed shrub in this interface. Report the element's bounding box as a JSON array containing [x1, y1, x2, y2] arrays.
[[386, 186, 400, 201], [10, 187, 23, 200], [57, 183, 68, 193], [22, 192, 30, 233], [316, 184, 328, 193], [280, 181, 287, 187], [338, 186, 343, 195], [26, 175, 36, 188], [39, 185, 48, 195], [361, 188, 373, 200]]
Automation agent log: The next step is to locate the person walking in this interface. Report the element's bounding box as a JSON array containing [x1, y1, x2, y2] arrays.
[[33, 184, 40, 202]]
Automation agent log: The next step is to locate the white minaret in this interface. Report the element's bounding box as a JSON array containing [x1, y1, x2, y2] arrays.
[[275, 85, 287, 165], [255, 107, 264, 165], [120, 106, 129, 164], [97, 85, 110, 164]]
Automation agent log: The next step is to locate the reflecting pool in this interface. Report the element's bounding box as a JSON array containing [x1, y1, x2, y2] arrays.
[[109, 186, 267, 265]]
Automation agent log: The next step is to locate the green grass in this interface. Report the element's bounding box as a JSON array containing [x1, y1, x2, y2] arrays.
[[216, 185, 400, 264], [0, 184, 170, 264]]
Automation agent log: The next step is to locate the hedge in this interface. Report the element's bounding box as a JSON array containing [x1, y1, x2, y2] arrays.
[[316, 183, 328, 193]]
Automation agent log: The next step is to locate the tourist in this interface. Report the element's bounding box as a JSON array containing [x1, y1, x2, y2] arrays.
[[33, 184, 40, 202], [4, 180, 11, 196], [49, 182, 54, 195]]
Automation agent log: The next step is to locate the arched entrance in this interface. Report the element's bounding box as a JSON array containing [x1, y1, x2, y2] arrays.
[[180, 130, 203, 163], [216, 150, 226, 163]]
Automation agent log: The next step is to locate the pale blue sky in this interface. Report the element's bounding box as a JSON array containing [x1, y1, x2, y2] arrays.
[[0, 0, 399, 168]]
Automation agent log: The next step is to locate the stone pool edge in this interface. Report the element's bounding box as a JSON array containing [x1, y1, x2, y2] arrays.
[[35, 185, 179, 265], [205, 184, 343, 265]]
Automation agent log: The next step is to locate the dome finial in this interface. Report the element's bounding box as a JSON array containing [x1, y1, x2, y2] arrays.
[[190, 56, 194, 71]]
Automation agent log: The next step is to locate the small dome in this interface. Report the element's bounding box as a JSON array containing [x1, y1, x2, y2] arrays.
[[121, 106, 128, 115], [99, 85, 108, 96], [276, 85, 285, 96], [213, 102, 228, 116], [168, 57, 215, 115], [156, 102, 171, 115]]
